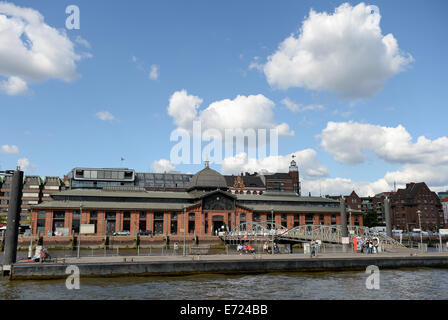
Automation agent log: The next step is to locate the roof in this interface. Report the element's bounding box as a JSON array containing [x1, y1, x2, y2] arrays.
[[224, 175, 265, 188], [187, 167, 227, 190], [52, 189, 195, 199], [243, 204, 352, 213], [33, 200, 198, 211], [264, 173, 292, 180], [235, 193, 340, 203]]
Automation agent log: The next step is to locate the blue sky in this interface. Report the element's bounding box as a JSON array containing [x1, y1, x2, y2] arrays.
[[1, 0, 447, 196]]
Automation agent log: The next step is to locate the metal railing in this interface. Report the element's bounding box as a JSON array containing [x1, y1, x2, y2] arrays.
[[223, 223, 409, 249]]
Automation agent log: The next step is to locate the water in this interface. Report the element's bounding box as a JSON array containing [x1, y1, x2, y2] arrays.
[[1, 265, 447, 300]]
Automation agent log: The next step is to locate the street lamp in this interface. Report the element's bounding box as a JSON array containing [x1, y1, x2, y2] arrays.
[[271, 207, 274, 255], [349, 209, 352, 232], [183, 207, 186, 256], [417, 210, 423, 250]]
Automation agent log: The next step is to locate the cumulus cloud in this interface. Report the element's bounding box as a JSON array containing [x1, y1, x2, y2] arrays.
[[1, 145, 19, 154], [151, 159, 176, 173], [0, 76, 29, 95], [221, 149, 329, 180], [149, 64, 159, 80], [316, 121, 448, 195], [263, 2, 413, 99], [319, 121, 448, 165], [167, 90, 294, 136], [17, 158, 36, 171], [0, 2, 89, 95], [75, 35, 91, 49], [281, 98, 324, 113], [303, 177, 391, 197], [95, 111, 115, 122]]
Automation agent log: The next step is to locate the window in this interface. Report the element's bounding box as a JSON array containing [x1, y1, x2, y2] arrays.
[[170, 219, 178, 235], [153, 212, 164, 235], [331, 215, 337, 225], [319, 215, 325, 225], [188, 213, 195, 234], [106, 212, 116, 219], [305, 214, 314, 225], [38, 211, 47, 219], [37, 217, 46, 235], [281, 214, 287, 228]]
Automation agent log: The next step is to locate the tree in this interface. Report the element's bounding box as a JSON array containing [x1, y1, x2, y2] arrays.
[[363, 209, 379, 228]]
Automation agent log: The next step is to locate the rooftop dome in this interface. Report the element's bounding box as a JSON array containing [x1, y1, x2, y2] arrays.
[[188, 164, 227, 191]]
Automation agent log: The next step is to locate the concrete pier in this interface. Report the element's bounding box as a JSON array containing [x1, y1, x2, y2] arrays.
[[6, 252, 448, 280]]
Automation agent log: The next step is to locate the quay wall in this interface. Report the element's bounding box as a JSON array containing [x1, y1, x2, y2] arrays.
[[8, 255, 448, 280]]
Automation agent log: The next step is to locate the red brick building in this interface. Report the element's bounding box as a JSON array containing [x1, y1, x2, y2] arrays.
[[31, 165, 362, 237], [391, 182, 444, 232], [327, 191, 364, 226]]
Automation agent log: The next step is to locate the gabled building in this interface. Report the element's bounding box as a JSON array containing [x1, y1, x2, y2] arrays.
[[391, 182, 444, 232], [225, 173, 265, 195]]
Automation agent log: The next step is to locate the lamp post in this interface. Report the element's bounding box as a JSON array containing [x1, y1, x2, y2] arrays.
[[349, 210, 352, 232], [417, 210, 423, 250], [183, 207, 186, 256], [271, 208, 274, 255], [78, 204, 82, 258]]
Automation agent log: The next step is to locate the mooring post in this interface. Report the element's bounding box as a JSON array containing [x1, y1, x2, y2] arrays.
[[3, 169, 24, 274], [340, 197, 349, 253], [384, 197, 392, 238]]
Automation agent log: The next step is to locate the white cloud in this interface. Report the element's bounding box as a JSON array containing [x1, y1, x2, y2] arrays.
[[319, 121, 448, 165], [149, 64, 159, 80], [167, 90, 203, 131], [17, 157, 36, 171], [0, 2, 88, 95], [316, 121, 448, 195], [167, 90, 294, 136], [95, 111, 115, 122], [0, 76, 29, 95], [1, 145, 19, 154], [221, 149, 329, 180], [281, 98, 324, 113], [151, 159, 176, 173], [303, 177, 391, 197], [75, 35, 91, 49], [248, 56, 263, 72], [263, 2, 413, 99]]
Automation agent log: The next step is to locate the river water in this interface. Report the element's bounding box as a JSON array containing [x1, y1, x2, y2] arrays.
[[1, 251, 448, 300]]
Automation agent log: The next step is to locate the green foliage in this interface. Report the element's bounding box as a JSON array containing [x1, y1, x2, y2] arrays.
[[363, 209, 379, 228]]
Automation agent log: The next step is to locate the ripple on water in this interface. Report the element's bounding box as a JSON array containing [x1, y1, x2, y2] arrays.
[[1, 269, 448, 300]]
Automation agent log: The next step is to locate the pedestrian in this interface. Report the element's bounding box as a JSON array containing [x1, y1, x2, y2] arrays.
[[310, 241, 316, 258], [368, 240, 373, 254]]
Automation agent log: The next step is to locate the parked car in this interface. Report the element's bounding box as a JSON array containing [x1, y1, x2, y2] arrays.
[[137, 231, 152, 236], [113, 231, 131, 236]]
